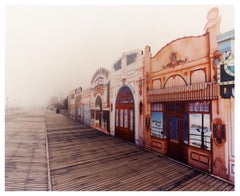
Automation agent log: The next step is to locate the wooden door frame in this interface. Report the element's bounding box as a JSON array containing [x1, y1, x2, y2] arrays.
[[115, 86, 135, 143], [166, 109, 187, 163]]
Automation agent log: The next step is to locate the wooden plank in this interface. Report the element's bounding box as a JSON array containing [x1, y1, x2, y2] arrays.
[[45, 110, 234, 191], [5, 109, 49, 191]]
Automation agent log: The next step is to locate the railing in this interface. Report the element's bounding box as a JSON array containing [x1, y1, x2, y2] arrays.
[[148, 82, 218, 102]]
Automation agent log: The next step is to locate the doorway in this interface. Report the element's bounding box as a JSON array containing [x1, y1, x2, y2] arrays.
[[166, 103, 188, 163], [115, 86, 135, 143]]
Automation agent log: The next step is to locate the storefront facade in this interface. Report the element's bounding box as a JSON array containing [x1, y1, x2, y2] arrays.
[[90, 68, 110, 134], [81, 88, 91, 126], [75, 87, 83, 122], [142, 7, 232, 180], [110, 50, 144, 145], [215, 29, 235, 182]]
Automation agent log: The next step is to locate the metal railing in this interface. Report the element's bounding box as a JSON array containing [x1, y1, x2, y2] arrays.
[[148, 82, 218, 102]]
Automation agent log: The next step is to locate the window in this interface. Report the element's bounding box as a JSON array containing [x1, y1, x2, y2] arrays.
[[189, 102, 211, 150], [184, 112, 189, 144], [120, 110, 123, 127], [124, 110, 128, 128], [170, 116, 178, 143], [150, 103, 166, 139]]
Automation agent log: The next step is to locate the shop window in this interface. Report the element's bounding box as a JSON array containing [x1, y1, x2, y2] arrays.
[[189, 102, 211, 150], [189, 102, 210, 112], [150, 103, 166, 139]]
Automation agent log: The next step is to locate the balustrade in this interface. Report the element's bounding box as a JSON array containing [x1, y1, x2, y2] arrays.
[[148, 82, 218, 102]]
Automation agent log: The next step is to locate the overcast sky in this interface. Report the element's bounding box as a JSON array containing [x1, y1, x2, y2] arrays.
[[4, 3, 235, 108]]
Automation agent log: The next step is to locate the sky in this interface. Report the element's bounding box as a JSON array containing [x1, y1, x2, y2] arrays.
[[3, 1, 236, 108]]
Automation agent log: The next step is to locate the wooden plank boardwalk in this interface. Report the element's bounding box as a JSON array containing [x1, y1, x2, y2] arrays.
[[46, 111, 234, 191], [5, 109, 49, 191]]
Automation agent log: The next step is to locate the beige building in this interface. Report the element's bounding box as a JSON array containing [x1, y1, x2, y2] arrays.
[[109, 50, 144, 145]]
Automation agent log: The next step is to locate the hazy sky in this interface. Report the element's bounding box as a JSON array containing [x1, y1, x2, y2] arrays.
[[4, 3, 235, 107]]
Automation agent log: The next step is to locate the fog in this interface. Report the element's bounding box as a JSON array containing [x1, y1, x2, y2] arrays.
[[5, 4, 235, 108]]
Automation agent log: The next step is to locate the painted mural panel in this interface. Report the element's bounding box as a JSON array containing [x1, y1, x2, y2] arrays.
[[151, 112, 163, 138], [189, 113, 211, 150]]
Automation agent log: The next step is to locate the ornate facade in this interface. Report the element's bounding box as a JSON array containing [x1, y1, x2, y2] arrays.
[[215, 29, 235, 182], [67, 7, 234, 182], [142, 7, 234, 182], [90, 68, 110, 134], [109, 50, 144, 145]]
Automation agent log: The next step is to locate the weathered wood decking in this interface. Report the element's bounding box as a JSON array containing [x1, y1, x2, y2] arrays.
[[46, 111, 234, 191], [5, 109, 48, 191]]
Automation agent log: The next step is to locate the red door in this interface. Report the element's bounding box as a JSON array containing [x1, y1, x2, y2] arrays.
[[115, 86, 135, 143], [166, 103, 188, 163]]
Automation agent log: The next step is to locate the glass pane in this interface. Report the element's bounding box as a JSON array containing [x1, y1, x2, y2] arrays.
[[184, 113, 189, 144], [189, 113, 211, 150], [151, 112, 163, 138], [120, 110, 123, 127], [189, 113, 202, 148], [203, 114, 211, 150], [163, 112, 167, 139], [124, 110, 128, 128], [189, 102, 210, 112], [170, 116, 178, 142], [151, 103, 162, 111], [130, 109, 134, 130]]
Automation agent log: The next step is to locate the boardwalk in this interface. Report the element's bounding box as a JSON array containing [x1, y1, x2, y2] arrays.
[[45, 110, 234, 191], [5, 109, 49, 191]]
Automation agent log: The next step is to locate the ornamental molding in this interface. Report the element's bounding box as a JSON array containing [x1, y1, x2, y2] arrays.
[[162, 52, 188, 69]]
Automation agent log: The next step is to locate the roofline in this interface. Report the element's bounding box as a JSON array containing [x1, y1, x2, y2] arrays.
[[152, 33, 208, 59]]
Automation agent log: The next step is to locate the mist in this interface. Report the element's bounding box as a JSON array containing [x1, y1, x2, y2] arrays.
[[5, 5, 235, 108]]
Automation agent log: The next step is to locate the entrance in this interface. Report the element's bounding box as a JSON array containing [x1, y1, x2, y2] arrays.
[[115, 86, 135, 143], [95, 96, 102, 128], [166, 103, 188, 163]]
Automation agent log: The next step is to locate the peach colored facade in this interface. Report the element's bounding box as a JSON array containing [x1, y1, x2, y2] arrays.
[[90, 68, 110, 134], [142, 7, 234, 182], [66, 7, 234, 183], [216, 29, 235, 182]]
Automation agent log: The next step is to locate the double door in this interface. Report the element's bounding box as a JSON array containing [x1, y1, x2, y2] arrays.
[[115, 106, 134, 143]]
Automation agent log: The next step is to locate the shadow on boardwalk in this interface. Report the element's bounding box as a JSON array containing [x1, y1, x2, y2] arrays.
[[46, 111, 234, 191]]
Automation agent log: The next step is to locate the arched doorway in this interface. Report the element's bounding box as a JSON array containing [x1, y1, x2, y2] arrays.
[[115, 86, 135, 143], [95, 96, 102, 128]]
